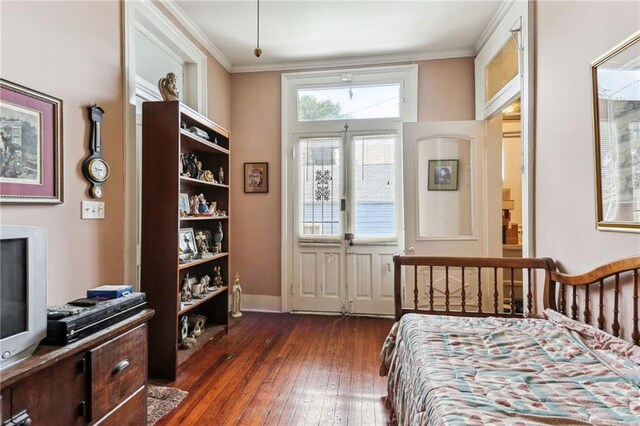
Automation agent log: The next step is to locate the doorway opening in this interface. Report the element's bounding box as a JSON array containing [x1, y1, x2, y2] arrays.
[[496, 98, 524, 313], [281, 65, 418, 315]]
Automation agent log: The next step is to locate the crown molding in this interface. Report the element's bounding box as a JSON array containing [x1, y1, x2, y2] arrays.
[[160, 0, 232, 72], [230, 48, 475, 74], [475, 0, 517, 53]]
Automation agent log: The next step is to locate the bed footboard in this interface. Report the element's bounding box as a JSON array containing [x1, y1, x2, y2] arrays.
[[393, 255, 556, 321], [549, 255, 640, 346]]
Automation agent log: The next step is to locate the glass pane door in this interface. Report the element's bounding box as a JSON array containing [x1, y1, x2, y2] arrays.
[[298, 136, 342, 238], [350, 134, 399, 240]]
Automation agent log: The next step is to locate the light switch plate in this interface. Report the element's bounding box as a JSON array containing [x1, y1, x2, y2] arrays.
[[81, 200, 105, 219]]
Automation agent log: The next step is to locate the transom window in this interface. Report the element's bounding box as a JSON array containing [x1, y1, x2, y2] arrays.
[[297, 84, 401, 121]]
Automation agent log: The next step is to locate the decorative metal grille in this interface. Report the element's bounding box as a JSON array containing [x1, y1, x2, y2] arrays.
[[315, 170, 332, 201]]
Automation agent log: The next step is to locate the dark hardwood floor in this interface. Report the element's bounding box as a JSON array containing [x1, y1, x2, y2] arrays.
[[156, 312, 394, 425]]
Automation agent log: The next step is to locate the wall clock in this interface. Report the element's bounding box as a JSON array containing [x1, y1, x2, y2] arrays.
[[82, 105, 110, 198]]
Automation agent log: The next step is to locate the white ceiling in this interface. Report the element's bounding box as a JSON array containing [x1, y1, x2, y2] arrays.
[[169, 0, 504, 72]]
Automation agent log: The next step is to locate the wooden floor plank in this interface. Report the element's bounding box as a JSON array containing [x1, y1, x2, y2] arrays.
[[158, 312, 393, 425]]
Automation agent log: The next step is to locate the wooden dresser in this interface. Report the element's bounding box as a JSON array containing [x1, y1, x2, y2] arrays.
[[1, 310, 154, 425]]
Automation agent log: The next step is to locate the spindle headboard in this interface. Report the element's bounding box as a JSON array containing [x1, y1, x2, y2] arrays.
[[393, 255, 640, 346], [392, 255, 556, 320]]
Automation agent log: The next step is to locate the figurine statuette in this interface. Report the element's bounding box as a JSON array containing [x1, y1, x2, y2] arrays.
[[158, 72, 180, 101], [231, 272, 243, 318]]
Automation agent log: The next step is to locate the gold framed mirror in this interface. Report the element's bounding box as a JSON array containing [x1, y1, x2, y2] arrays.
[[592, 30, 640, 232]]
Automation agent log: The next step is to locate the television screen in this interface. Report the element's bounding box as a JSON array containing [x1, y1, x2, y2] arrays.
[[1, 238, 27, 339]]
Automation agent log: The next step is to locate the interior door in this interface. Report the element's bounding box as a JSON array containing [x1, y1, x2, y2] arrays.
[[402, 121, 502, 312]]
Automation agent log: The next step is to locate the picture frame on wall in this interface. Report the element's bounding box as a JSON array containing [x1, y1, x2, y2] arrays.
[[592, 30, 640, 232], [428, 159, 459, 191], [244, 162, 268, 193], [0, 79, 63, 203]]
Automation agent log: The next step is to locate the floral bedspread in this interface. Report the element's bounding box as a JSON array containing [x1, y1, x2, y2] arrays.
[[380, 310, 640, 425]]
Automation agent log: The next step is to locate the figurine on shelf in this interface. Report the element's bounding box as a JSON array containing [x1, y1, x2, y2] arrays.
[[213, 266, 223, 288], [218, 167, 224, 185], [195, 160, 204, 180], [181, 335, 197, 349], [197, 194, 210, 214], [187, 315, 207, 337], [195, 230, 211, 258], [186, 153, 199, 178], [180, 273, 193, 302], [202, 169, 215, 183], [158, 72, 179, 101], [191, 282, 202, 297], [178, 315, 189, 344], [200, 275, 211, 293], [231, 272, 243, 318], [190, 195, 200, 215], [213, 221, 223, 253]]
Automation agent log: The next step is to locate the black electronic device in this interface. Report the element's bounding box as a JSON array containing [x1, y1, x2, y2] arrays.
[[44, 293, 146, 345], [68, 297, 102, 307]]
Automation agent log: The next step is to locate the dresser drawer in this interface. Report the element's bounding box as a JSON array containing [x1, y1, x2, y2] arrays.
[[94, 385, 147, 426], [90, 324, 148, 421]]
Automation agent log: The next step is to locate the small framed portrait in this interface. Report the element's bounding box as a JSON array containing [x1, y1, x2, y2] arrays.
[[178, 228, 197, 260], [1, 79, 63, 203], [244, 162, 268, 193], [179, 192, 190, 215], [428, 159, 459, 191]]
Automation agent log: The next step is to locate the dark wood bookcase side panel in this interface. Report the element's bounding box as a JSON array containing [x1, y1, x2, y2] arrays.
[[141, 101, 230, 381], [141, 101, 181, 380]]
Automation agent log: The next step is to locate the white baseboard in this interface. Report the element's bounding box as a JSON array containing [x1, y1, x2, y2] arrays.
[[239, 294, 282, 313]]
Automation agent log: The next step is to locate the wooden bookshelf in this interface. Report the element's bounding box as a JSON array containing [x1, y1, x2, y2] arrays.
[[141, 101, 230, 381]]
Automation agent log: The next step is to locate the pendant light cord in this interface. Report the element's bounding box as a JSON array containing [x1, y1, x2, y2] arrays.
[[254, 0, 262, 57]]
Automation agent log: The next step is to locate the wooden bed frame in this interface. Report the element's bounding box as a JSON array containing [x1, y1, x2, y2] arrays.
[[393, 255, 640, 346]]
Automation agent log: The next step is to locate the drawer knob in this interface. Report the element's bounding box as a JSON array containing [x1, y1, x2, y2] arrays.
[[111, 359, 130, 375]]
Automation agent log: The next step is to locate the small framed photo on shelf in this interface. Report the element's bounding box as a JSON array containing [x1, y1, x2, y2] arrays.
[[178, 228, 197, 260], [244, 162, 268, 193], [1, 79, 63, 203], [428, 159, 459, 191], [179, 192, 190, 215]]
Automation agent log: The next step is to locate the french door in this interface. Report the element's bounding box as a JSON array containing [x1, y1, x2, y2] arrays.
[[290, 123, 402, 315]]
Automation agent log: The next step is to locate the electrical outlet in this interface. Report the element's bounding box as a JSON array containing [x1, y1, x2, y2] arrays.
[[81, 200, 105, 219]]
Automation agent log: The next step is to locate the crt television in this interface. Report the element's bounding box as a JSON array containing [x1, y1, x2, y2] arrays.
[[0, 225, 47, 370]]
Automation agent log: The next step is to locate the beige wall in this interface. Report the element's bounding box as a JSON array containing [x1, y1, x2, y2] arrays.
[[535, 1, 640, 271], [230, 58, 476, 297], [1, 1, 232, 306], [535, 1, 640, 330], [1, 1, 125, 305], [417, 57, 475, 121]]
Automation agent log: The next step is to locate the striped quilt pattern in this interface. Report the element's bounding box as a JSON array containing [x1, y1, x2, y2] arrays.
[[380, 311, 640, 425]]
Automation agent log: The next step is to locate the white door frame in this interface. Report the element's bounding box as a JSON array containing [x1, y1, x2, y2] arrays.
[[281, 65, 418, 313], [122, 0, 207, 288], [474, 0, 534, 259]]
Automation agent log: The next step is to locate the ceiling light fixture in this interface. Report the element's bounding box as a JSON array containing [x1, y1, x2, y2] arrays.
[[254, 0, 262, 58]]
